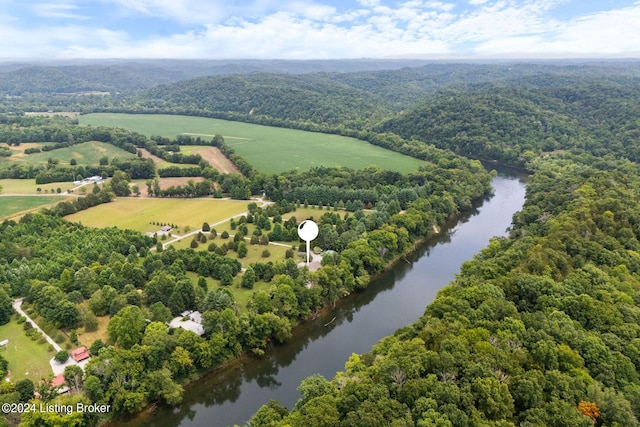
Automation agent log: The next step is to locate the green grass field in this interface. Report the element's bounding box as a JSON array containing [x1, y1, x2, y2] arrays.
[[0, 179, 41, 194], [0, 179, 75, 195], [0, 195, 71, 220], [64, 198, 249, 233], [169, 236, 292, 263], [0, 319, 55, 382], [2, 141, 136, 170], [185, 272, 278, 312], [79, 114, 426, 174]]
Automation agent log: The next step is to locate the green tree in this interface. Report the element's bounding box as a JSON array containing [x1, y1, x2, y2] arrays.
[[237, 241, 248, 258], [63, 364, 84, 393], [144, 368, 183, 405], [241, 267, 256, 289], [83, 310, 99, 332], [15, 379, 34, 402], [107, 305, 146, 349], [0, 289, 13, 325], [54, 350, 69, 363]]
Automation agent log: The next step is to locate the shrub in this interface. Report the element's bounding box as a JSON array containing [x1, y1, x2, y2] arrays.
[[54, 350, 69, 363], [261, 249, 271, 258]]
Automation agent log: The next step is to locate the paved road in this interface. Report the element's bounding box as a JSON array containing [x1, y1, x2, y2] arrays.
[[12, 299, 89, 377]]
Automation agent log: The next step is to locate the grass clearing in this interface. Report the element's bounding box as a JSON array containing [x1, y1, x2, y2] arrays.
[[0, 195, 71, 220], [184, 272, 276, 312], [77, 315, 110, 348], [2, 141, 136, 171], [0, 179, 82, 195], [0, 179, 42, 194], [79, 114, 426, 174], [168, 236, 292, 266], [64, 198, 249, 234], [0, 319, 55, 382]]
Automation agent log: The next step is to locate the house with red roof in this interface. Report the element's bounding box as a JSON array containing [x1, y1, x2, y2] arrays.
[[70, 347, 90, 362]]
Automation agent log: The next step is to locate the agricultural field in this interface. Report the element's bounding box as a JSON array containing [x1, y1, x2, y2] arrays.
[[79, 113, 426, 174], [0, 141, 136, 171], [0, 179, 71, 195], [0, 195, 71, 220], [64, 197, 250, 234], [178, 146, 239, 174], [0, 319, 54, 382]]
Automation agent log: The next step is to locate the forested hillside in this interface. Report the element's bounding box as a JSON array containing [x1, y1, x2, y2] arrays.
[[137, 73, 390, 128], [252, 154, 640, 427], [378, 78, 640, 166]]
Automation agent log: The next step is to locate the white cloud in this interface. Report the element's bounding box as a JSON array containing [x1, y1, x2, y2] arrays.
[[31, 1, 88, 20], [468, 0, 488, 5], [110, 0, 229, 23], [473, 2, 640, 56], [0, 0, 639, 59]]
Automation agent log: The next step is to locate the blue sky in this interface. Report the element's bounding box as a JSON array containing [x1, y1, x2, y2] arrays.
[[1, 0, 639, 59]]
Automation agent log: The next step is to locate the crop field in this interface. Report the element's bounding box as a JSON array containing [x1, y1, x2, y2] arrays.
[[64, 198, 249, 233], [0, 319, 54, 382], [0, 195, 70, 220], [79, 113, 426, 174], [2, 141, 136, 170]]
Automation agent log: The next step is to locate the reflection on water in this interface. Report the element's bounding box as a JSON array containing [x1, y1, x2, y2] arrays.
[[111, 172, 527, 427]]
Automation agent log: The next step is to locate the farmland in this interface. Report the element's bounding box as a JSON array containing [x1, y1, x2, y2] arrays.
[[0, 195, 71, 220], [0, 141, 137, 171], [64, 197, 249, 234], [78, 113, 426, 174]]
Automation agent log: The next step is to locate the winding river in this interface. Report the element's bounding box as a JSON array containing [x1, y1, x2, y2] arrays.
[[113, 167, 528, 427]]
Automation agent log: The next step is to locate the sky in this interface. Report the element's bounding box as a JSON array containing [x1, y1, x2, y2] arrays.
[[1, 0, 639, 59]]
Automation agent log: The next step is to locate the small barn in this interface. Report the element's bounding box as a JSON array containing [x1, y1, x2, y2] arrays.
[[70, 347, 90, 362]]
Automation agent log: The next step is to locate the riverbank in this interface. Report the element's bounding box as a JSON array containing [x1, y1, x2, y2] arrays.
[[107, 173, 526, 427]]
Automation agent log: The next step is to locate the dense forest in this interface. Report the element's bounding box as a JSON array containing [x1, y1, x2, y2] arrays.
[[2, 60, 640, 426]]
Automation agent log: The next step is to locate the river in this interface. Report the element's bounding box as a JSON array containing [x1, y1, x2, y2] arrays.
[[113, 168, 528, 427]]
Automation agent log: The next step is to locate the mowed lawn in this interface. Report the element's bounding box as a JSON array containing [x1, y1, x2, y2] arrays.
[[0, 195, 71, 220], [64, 198, 250, 234], [79, 114, 426, 174], [0, 320, 54, 382]]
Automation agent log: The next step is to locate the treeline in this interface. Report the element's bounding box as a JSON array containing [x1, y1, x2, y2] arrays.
[[252, 154, 640, 427]]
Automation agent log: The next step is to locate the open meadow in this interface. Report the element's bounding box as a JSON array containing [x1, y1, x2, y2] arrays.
[[64, 197, 250, 233], [0, 319, 54, 382], [0, 179, 74, 194], [0, 141, 136, 172], [0, 195, 71, 220], [79, 113, 426, 174]]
